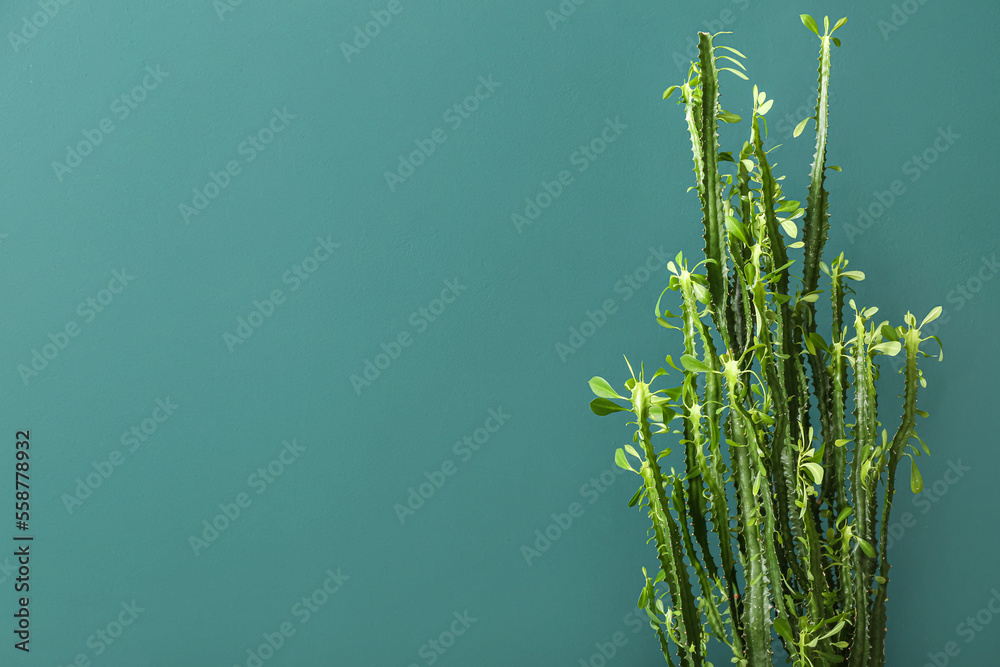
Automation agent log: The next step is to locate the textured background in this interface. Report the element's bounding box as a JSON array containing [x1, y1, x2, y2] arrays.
[[0, 0, 997, 665]]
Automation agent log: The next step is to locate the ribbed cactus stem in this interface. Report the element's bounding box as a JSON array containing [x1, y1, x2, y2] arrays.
[[587, 14, 941, 667]]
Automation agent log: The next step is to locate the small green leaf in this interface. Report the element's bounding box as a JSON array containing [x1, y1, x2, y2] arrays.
[[655, 286, 674, 320], [776, 199, 801, 213], [589, 376, 622, 399], [757, 99, 774, 115], [807, 332, 828, 352], [872, 341, 902, 356], [858, 538, 876, 559], [913, 431, 931, 456], [623, 356, 636, 380], [920, 306, 943, 328], [911, 458, 924, 494], [840, 270, 865, 281], [627, 486, 643, 507], [718, 54, 747, 71], [801, 14, 820, 36], [827, 165, 842, 172], [719, 110, 742, 124], [716, 45, 747, 58], [774, 616, 793, 643], [589, 398, 627, 416], [781, 219, 799, 238], [680, 355, 715, 374], [832, 17, 848, 32], [615, 448, 634, 472], [817, 620, 846, 642], [719, 67, 748, 80], [929, 335, 944, 361], [649, 405, 678, 423], [663, 85, 679, 100], [793, 117, 811, 138], [803, 462, 824, 485], [725, 215, 749, 244], [836, 506, 852, 526]]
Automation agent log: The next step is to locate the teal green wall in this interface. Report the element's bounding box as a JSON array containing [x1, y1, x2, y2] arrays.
[[0, 1, 996, 664]]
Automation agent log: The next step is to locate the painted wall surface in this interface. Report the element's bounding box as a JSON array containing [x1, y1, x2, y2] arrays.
[[0, 0, 996, 665]]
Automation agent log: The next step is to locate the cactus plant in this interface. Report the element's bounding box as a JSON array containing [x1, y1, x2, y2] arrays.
[[587, 15, 943, 666]]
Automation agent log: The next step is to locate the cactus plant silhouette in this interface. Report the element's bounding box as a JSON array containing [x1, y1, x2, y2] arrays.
[[588, 15, 943, 666]]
